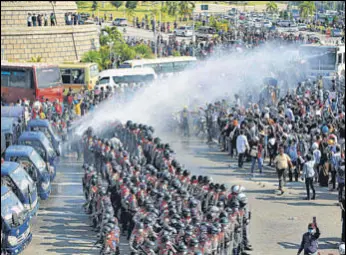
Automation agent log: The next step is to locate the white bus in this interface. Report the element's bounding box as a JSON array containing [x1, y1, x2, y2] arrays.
[[119, 56, 197, 75], [96, 68, 157, 90], [299, 44, 345, 81]]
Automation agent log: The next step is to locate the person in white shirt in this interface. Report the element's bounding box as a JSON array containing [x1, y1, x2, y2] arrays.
[[312, 142, 321, 183], [27, 13, 32, 27], [302, 154, 316, 200], [236, 130, 249, 168]]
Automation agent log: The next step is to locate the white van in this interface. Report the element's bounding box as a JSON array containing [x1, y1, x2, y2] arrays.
[[96, 67, 157, 90]]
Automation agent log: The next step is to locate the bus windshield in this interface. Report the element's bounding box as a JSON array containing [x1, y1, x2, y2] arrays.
[[30, 150, 48, 174], [300, 47, 337, 71], [10, 166, 35, 195], [1, 190, 25, 222], [36, 67, 61, 88]]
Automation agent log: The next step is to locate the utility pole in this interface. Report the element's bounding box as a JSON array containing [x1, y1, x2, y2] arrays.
[[154, 15, 157, 58]]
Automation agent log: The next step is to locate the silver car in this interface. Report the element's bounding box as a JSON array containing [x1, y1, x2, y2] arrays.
[[173, 26, 193, 37]]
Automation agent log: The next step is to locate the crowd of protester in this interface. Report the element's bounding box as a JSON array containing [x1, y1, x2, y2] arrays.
[[178, 76, 345, 248]]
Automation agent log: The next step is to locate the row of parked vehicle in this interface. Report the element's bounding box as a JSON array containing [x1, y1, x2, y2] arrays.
[[1, 106, 61, 255]]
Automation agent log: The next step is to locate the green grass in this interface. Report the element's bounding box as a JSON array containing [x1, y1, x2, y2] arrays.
[[77, 1, 179, 23]]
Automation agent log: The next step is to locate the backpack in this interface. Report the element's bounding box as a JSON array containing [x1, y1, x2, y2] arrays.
[[250, 145, 258, 158]]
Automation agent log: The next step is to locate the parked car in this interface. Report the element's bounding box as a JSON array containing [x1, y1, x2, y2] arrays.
[[263, 21, 272, 28], [112, 18, 127, 26], [173, 26, 194, 37], [287, 24, 299, 32], [298, 23, 308, 31], [195, 26, 216, 40], [332, 28, 343, 37], [254, 22, 262, 28]]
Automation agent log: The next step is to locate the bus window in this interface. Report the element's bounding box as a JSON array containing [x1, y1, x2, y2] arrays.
[[160, 62, 174, 73], [338, 53, 342, 64], [61, 69, 72, 84], [98, 77, 110, 85], [119, 63, 132, 68], [173, 61, 188, 72], [89, 64, 99, 78], [1, 69, 33, 89], [71, 69, 85, 84], [36, 67, 61, 88]]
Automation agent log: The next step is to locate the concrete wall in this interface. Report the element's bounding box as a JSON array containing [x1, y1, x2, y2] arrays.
[[1, 1, 77, 27], [1, 25, 100, 62]]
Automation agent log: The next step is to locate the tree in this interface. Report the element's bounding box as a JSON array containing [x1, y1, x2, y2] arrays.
[[283, 10, 289, 20], [110, 1, 123, 10], [133, 44, 154, 59], [125, 1, 138, 10], [299, 1, 316, 19], [266, 1, 278, 13], [28, 56, 42, 62], [81, 50, 100, 65], [92, 1, 98, 11], [102, 26, 125, 44], [166, 1, 179, 18], [178, 1, 195, 18]]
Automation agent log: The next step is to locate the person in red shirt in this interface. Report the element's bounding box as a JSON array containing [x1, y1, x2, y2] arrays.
[[54, 99, 63, 116]]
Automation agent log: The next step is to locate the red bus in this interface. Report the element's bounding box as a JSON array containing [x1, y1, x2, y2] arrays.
[[1, 62, 63, 103]]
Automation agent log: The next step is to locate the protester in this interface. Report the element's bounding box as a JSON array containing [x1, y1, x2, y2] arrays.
[[297, 222, 320, 255], [302, 154, 316, 200], [274, 146, 293, 195], [236, 130, 249, 168]]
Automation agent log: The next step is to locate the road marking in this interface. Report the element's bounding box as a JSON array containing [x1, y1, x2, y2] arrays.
[[51, 182, 81, 186], [48, 195, 84, 198], [37, 210, 89, 217]]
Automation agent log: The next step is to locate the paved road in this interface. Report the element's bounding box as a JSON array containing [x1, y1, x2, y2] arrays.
[[23, 156, 100, 255], [23, 136, 342, 255], [101, 22, 192, 42]]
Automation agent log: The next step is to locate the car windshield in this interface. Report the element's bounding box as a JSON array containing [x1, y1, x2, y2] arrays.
[[30, 126, 52, 141], [10, 165, 35, 194], [30, 150, 48, 174], [43, 139, 56, 158], [1, 190, 25, 223]]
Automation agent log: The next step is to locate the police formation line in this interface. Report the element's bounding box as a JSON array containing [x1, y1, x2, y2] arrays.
[[81, 122, 253, 255]]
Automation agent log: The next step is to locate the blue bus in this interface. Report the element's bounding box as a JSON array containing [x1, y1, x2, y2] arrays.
[[1, 185, 33, 255], [1, 161, 39, 218], [18, 131, 57, 181], [4, 145, 52, 200], [27, 119, 62, 156]]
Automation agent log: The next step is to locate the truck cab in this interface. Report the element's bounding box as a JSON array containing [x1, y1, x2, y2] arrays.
[[26, 119, 62, 156], [4, 145, 52, 200], [1, 162, 39, 219], [18, 131, 57, 181], [1, 186, 32, 255]]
